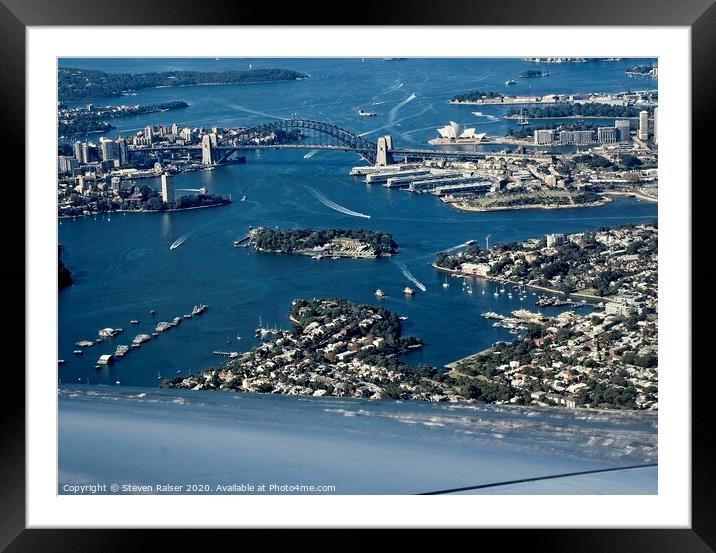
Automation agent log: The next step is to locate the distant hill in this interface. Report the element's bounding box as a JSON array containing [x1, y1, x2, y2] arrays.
[[58, 67, 308, 101]]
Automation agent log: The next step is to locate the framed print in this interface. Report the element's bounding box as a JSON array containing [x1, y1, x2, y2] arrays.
[[3, 0, 715, 550]]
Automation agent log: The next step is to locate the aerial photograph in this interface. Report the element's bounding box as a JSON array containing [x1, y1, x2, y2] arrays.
[[57, 57, 658, 495]]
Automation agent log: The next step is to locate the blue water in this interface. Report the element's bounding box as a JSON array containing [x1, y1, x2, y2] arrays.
[[58, 58, 657, 387]]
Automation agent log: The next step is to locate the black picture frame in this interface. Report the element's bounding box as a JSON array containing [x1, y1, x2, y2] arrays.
[[3, 0, 713, 550]]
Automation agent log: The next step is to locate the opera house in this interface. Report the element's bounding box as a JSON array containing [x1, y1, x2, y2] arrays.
[[430, 121, 487, 144]]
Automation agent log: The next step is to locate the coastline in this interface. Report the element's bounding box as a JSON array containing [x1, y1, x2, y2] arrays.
[[58, 200, 231, 219], [445, 195, 612, 213], [431, 262, 607, 304], [602, 190, 658, 203]]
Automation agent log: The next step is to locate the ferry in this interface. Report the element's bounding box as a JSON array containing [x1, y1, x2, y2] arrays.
[[73, 349, 83, 355], [130, 320, 139, 325], [357, 109, 377, 117], [183, 314, 192, 319], [403, 287, 415, 296], [375, 289, 386, 297], [191, 304, 208, 316]]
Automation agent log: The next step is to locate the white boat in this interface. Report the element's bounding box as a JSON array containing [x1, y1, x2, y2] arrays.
[[517, 107, 530, 126], [506, 79, 517, 86], [403, 287, 415, 296], [375, 289, 386, 297], [241, 195, 246, 202]]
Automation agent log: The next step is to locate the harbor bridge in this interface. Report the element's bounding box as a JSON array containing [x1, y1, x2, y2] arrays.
[[145, 118, 551, 166]]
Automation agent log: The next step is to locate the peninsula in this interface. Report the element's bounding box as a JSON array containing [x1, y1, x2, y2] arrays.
[[161, 299, 438, 400], [58, 67, 308, 100], [248, 227, 398, 258], [58, 101, 189, 136]]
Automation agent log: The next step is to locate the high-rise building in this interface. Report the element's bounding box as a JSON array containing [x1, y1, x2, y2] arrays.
[[597, 127, 618, 143], [161, 173, 175, 205], [180, 128, 193, 142], [116, 138, 128, 166], [58, 156, 79, 173], [614, 120, 631, 142], [171, 123, 179, 136], [638, 110, 649, 140], [73, 141, 83, 162], [81, 142, 90, 164], [201, 134, 214, 165], [653, 107, 658, 145], [145, 126, 154, 143], [99, 137, 119, 162]]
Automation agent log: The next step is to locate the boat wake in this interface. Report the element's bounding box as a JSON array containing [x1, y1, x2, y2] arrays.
[[304, 186, 371, 219], [388, 93, 416, 125], [396, 262, 427, 292], [303, 150, 319, 159], [445, 241, 471, 252], [169, 235, 187, 250]]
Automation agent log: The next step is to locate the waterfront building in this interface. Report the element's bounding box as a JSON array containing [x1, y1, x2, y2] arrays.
[[638, 110, 649, 140], [171, 123, 179, 136], [534, 129, 556, 145], [436, 121, 479, 140], [145, 125, 154, 143], [558, 130, 594, 145], [597, 127, 618, 143], [201, 134, 215, 165], [546, 233, 565, 247], [161, 172, 175, 205], [614, 119, 631, 142], [653, 107, 658, 145]]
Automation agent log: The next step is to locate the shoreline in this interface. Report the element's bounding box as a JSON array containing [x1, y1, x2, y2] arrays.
[[445, 195, 612, 213], [431, 262, 607, 304], [253, 247, 387, 259], [602, 190, 658, 203], [58, 201, 231, 219]]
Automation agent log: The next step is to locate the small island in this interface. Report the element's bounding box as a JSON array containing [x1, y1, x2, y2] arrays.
[[248, 227, 398, 258], [59, 67, 308, 100]]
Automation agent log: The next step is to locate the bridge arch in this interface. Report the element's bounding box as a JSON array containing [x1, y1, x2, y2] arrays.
[[226, 119, 378, 163]]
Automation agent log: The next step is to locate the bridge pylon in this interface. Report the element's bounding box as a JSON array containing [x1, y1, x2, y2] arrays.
[[376, 135, 394, 166]]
